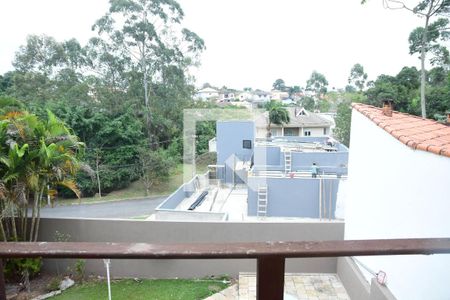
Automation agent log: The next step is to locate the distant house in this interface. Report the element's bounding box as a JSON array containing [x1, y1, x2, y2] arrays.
[[256, 107, 332, 138], [195, 87, 219, 101], [270, 89, 289, 101], [237, 90, 271, 103], [343, 103, 450, 300], [218, 90, 236, 102]]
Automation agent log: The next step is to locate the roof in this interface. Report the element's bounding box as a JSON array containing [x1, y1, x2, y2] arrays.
[[352, 103, 450, 158], [197, 87, 218, 93], [256, 107, 333, 128]]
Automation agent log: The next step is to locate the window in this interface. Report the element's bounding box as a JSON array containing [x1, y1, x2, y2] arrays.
[[323, 128, 327, 135], [243, 140, 252, 149], [304, 131, 311, 136], [284, 128, 299, 136]]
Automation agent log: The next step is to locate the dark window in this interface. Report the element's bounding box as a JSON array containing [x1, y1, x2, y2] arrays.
[[243, 140, 252, 149], [304, 131, 311, 136], [323, 128, 327, 135]]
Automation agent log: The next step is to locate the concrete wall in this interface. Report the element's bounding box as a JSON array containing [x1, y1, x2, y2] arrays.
[[343, 109, 450, 300], [217, 121, 254, 183], [38, 218, 344, 279], [337, 258, 397, 300], [247, 176, 340, 218], [217, 121, 254, 165]]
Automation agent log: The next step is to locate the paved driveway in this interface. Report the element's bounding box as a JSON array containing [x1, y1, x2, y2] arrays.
[[39, 196, 166, 219]]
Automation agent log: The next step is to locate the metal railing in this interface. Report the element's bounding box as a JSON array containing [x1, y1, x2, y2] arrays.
[[1, 238, 449, 300]]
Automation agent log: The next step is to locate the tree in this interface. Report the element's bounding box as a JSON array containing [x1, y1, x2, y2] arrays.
[[93, 0, 205, 142], [306, 71, 328, 98], [265, 101, 290, 137], [0, 109, 85, 244], [348, 63, 368, 91], [138, 149, 173, 196], [362, 0, 450, 117], [272, 79, 286, 91], [334, 100, 352, 147]]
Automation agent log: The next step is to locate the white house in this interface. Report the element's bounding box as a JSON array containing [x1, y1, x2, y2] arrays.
[[255, 107, 332, 138], [270, 89, 289, 101], [195, 87, 219, 101], [343, 103, 450, 300]]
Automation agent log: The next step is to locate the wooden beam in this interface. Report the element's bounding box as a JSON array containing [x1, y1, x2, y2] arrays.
[[0, 238, 449, 259], [257, 256, 285, 300]]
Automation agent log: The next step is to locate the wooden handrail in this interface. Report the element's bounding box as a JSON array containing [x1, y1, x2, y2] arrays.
[[1, 238, 449, 300], [1, 238, 449, 259]]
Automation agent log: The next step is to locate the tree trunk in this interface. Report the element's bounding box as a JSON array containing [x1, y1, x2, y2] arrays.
[[10, 204, 17, 241], [0, 220, 7, 242], [33, 186, 45, 242], [29, 191, 38, 242], [420, 14, 430, 118]]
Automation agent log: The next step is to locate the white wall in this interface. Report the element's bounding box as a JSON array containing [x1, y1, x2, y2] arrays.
[[344, 110, 450, 300]]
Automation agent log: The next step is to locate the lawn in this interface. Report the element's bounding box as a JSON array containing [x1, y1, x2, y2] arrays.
[[52, 278, 229, 300]]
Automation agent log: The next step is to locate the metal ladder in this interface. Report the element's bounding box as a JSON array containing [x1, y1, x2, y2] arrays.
[[257, 186, 268, 217], [284, 151, 292, 173]]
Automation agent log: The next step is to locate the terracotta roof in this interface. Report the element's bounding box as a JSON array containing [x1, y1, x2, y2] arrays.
[[352, 103, 450, 158]]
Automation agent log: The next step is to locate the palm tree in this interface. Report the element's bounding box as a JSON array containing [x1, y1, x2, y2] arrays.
[[265, 101, 290, 137], [0, 110, 85, 243]]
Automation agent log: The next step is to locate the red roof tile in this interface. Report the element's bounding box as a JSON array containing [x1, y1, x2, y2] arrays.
[[352, 103, 450, 158]]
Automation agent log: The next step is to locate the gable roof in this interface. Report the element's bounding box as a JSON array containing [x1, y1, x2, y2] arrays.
[[256, 107, 332, 128], [352, 103, 450, 158]]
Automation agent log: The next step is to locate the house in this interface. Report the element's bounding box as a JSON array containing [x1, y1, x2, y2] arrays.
[[343, 102, 450, 300], [270, 89, 289, 101], [219, 89, 236, 102], [194, 87, 219, 101], [256, 107, 333, 138]]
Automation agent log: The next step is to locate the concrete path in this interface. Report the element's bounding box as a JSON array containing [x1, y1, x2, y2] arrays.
[[39, 196, 166, 219], [204, 284, 238, 300]]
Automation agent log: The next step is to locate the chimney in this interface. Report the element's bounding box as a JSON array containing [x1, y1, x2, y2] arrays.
[[382, 100, 393, 117]]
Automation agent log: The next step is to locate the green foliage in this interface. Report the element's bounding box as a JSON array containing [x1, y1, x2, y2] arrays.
[[46, 277, 61, 292], [348, 63, 368, 91], [5, 258, 42, 281], [196, 121, 216, 156], [306, 71, 328, 96], [0, 108, 84, 243], [334, 101, 352, 147], [409, 18, 450, 66], [138, 148, 175, 196], [272, 79, 286, 91], [74, 259, 86, 283]]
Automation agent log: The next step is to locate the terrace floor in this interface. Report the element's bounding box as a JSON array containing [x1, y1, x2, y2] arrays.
[[238, 273, 349, 300]]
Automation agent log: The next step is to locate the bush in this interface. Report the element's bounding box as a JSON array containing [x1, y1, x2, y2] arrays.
[[5, 258, 42, 281]]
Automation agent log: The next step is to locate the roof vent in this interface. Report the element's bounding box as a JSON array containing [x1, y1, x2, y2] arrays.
[[382, 100, 393, 117]]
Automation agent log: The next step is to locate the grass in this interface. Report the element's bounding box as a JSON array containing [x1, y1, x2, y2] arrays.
[[52, 278, 229, 300], [59, 155, 215, 205]]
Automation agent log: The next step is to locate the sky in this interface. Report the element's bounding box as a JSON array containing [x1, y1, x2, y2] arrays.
[[0, 0, 428, 91]]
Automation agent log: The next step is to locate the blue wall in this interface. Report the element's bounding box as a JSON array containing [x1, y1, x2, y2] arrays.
[[247, 176, 340, 218], [217, 121, 255, 164], [217, 121, 255, 183]]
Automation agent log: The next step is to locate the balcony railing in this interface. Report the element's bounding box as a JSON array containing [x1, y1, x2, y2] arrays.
[[1, 238, 449, 300]]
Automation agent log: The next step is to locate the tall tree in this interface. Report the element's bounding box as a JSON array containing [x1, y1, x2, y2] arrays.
[[306, 71, 328, 98], [93, 0, 205, 142], [362, 0, 450, 117], [272, 78, 286, 91], [348, 63, 368, 91]]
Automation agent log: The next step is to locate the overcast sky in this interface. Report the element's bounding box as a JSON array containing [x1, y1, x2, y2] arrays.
[[0, 0, 429, 90]]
